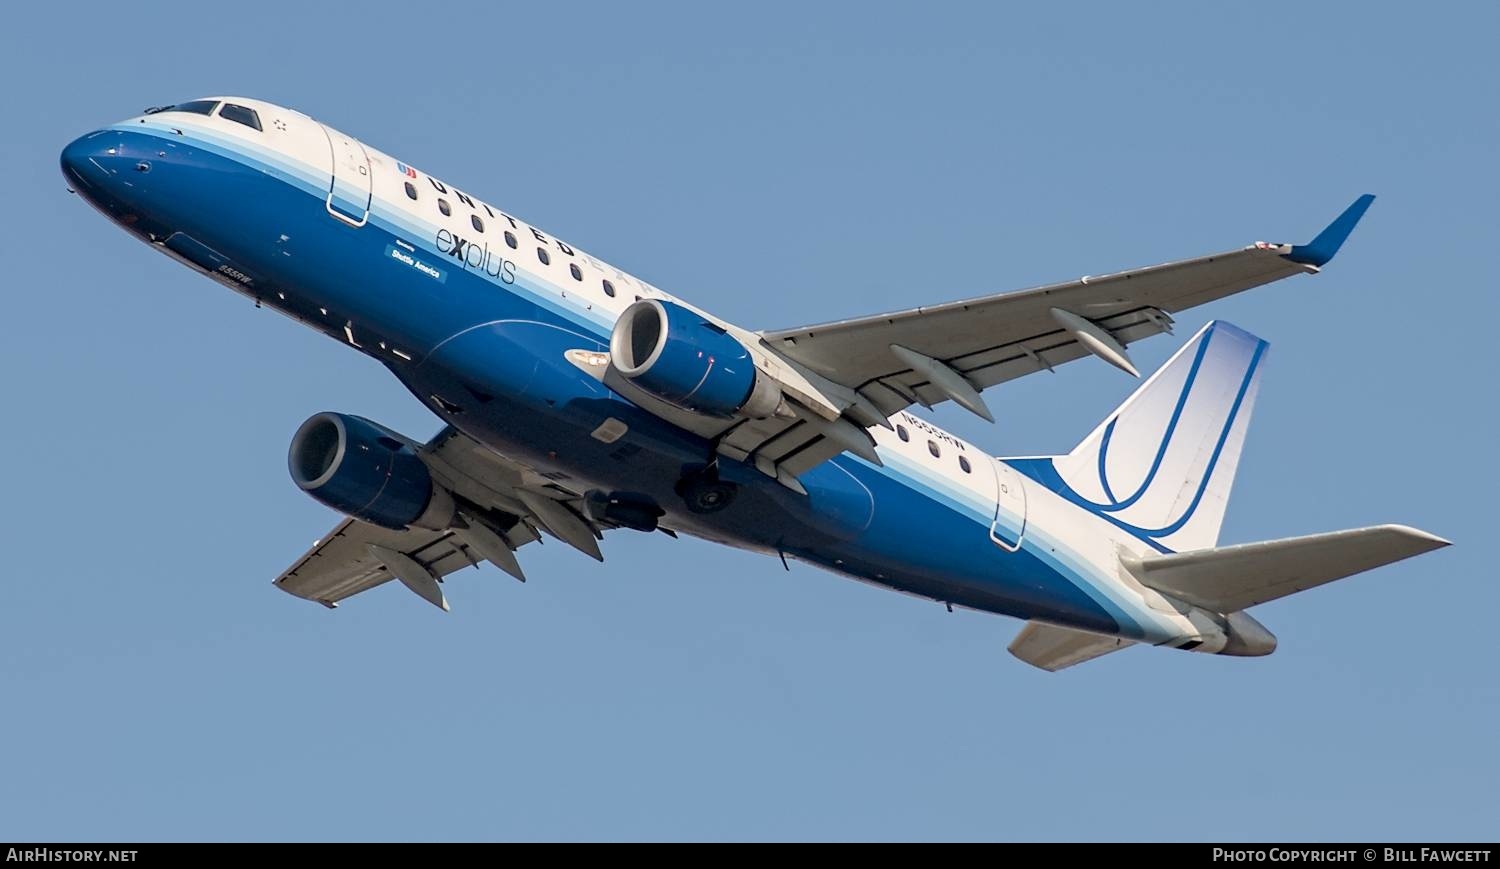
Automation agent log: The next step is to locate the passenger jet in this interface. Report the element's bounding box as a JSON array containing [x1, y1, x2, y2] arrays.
[[60, 97, 1449, 670]]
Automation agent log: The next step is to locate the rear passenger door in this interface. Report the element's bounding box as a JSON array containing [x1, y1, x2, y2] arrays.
[[989, 458, 1028, 552]]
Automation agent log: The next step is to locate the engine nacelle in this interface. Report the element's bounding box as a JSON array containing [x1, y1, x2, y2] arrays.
[[288, 412, 453, 530], [609, 299, 780, 418]]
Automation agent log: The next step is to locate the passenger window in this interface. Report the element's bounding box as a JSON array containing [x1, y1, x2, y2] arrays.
[[219, 103, 262, 131], [602, 279, 616, 297], [504, 231, 517, 249], [897, 425, 909, 442], [471, 214, 484, 233], [404, 181, 418, 201], [959, 455, 972, 474], [537, 248, 551, 265], [570, 263, 583, 281], [438, 198, 451, 217], [928, 440, 941, 458]]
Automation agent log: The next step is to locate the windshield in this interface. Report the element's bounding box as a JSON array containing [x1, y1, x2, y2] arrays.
[[219, 103, 262, 131], [144, 100, 220, 116]]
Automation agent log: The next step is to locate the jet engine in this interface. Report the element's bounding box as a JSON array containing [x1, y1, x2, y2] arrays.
[[288, 412, 453, 530], [609, 299, 781, 418]]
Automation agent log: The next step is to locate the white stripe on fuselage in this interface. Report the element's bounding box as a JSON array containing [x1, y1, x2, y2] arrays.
[[120, 102, 1202, 645]]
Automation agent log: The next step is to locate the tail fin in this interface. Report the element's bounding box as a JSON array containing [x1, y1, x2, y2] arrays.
[[1048, 320, 1269, 553]]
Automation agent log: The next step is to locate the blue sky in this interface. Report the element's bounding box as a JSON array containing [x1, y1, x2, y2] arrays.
[[3, 1, 1495, 842]]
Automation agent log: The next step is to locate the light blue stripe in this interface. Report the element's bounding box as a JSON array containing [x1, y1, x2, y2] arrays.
[[118, 122, 623, 342], [851, 452, 1162, 638], [114, 121, 1178, 642]]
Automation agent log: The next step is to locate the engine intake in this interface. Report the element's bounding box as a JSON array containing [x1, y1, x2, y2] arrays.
[[609, 299, 780, 418], [288, 412, 453, 530]]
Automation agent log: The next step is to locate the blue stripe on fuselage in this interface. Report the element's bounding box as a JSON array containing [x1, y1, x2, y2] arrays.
[[100, 124, 1165, 638]]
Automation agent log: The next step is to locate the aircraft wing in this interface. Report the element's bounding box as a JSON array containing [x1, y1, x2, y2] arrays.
[[761, 196, 1374, 420], [274, 427, 611, 610], [273, 518, 503, 609]]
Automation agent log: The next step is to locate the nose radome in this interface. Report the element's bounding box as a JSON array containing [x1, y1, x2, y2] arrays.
[[60, 131, 118, 186]]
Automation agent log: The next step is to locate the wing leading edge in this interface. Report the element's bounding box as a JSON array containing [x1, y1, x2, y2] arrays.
[[761, 196, 1375, 421]]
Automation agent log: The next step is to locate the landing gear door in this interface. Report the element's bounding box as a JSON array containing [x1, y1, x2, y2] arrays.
[[990, 459, 1028, 552], [322, 125, 371, 227]]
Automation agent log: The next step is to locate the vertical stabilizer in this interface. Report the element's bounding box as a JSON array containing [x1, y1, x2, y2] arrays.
[[1048, 320, 1268, 553]]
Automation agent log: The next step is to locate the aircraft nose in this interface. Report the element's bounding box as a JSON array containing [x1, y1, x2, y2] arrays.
[[60, 130, 122, 189]]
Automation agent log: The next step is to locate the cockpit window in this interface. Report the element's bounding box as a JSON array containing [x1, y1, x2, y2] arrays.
[[145, 100, 220, 116], [219, 104, 262, 132]]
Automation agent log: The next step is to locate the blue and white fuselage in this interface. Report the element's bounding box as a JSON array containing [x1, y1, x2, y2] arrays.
[[62, 97, 1447, 670]]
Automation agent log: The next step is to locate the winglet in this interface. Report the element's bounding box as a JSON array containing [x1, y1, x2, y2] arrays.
[[1284, 194, 1375, 267]]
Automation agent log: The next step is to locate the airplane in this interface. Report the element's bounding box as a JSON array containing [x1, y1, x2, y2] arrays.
[[60, 96, 1449, 671]]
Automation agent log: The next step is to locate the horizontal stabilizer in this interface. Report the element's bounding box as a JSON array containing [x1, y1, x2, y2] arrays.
[[1008, 621, 1134, 672], [1123, 524, 1450, 613]]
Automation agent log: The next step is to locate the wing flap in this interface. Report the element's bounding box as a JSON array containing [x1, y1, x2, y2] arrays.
[[1123, 524, 1451, 613], [1008, 621, 1134, 671]]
